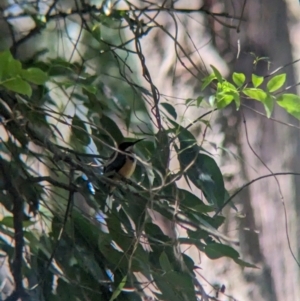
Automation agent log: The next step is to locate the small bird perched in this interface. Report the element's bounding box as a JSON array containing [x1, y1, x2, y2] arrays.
[[104, 138, 144, 186]]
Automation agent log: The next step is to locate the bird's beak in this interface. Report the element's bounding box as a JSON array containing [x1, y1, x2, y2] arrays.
[[132, 138, 145, 145]]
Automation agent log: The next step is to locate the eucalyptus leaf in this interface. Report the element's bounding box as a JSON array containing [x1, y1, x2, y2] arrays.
[[161, 102, 177, 119], [205, 243, 239, 260], [71, 115, 91, 146]]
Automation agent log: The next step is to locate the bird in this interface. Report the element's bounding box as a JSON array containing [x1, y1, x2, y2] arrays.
[[80, 139, 143, 212], [103, 138, 144, 182]]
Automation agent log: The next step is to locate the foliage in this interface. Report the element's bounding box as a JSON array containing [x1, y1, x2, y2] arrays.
[[205, 66, 300, 119], [0, 1, 298, 301]]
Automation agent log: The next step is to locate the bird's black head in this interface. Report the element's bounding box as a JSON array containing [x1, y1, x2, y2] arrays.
[[118, 139, 144, 151]]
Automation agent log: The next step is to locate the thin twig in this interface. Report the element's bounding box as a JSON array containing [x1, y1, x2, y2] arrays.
[[0, 162, 28, 300]]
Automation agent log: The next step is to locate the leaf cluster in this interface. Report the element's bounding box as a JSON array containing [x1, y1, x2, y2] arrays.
[[204, 65, 300, 119], [0, 49, 253, 301]]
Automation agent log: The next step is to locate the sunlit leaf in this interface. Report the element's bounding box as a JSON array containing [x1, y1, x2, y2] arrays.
[[243, 88, 267, 102], [234, 94, 241, 109], [210, 65, 223, 82], [252, 74, 264, 88], [216, 81, 238, 109], [109, 275, 127, 301], [267, 74, 286, 92], [261, 94, 274, 118], [201, 73, 216, 91], [232, 72, 245, 87], [277, 93, 300, 119]]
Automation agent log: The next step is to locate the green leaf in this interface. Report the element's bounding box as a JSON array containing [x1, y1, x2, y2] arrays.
[[196, 154, 225, 208], [73, 246, 106, 281], [179, 189, 214, 213], [176, 127, 198, 168], [99, 114, 124, 144], [205, 243, 239, 260], [167, 271, 197, 300], [109, 275, 127, 301], [267, 74, 286, 93], [252, 74, 264, 88], [243, 88, 267, 102], [232, 72, 245, 87], [145, 223, 170, 243], [149, 130, 170, 173], [0, 50, 12, 80], [106, 213, 132, 253], [82, 85, 97, 94], [7, 58, 22, 77], [153, 272, 183, 301], [159, 251, 172, 272], [210, 65, 223, 82], [277, 93, 300, 119], [56, 279, 82, 300], [215, 81, 238, 109], [71, 115, 91, 146], [234, 94, 240, 109], [92, 24, 101, 42], [153, 271, 197, 301], [0, 217, 35, 228], [2, 77, 32, 97], [185, 98, 194, 105], [196, 96, 203, 107], [21, 68, 49, 85], [0, 217, 14, 228], [161, 102, 177, 119], [0, 51, 24, 80], [261, 94, 274, 118], [234, 258, 258, 268], [98, 233, 127, 268], [183, 152, 225, 208], [216, 94, 234, 109], [201, 73, 216, 91]]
